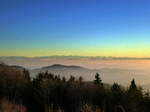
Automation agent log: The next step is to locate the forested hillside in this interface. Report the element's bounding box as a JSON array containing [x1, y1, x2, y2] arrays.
[[0, 63, 150, 112]]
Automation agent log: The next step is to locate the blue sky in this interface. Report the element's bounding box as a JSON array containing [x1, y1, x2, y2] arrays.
[[0, 0, 150, 57]]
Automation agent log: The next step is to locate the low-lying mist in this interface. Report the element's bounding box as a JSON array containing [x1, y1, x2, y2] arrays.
[[1, 56, 150, 88]]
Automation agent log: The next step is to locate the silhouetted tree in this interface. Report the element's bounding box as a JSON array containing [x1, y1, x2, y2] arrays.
[[62, 76, 66, 82], [94, 73, 103, 86], [130, 79, 137, 90], [69, 75, 75, 82], [78, 76, 83, 87], [23, 69, 30, 81]]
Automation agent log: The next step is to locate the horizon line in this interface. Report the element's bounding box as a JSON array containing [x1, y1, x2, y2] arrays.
[[1, 55, 150, 59]]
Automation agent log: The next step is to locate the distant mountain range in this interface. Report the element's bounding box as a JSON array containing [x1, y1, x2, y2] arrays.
[[1, 56, 150, 60]]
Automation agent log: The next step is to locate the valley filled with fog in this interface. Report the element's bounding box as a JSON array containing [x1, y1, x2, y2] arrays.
[[1, 57, 150, 88]]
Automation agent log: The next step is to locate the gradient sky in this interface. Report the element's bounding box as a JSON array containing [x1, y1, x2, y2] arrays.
[[0, 0, 150, 57]]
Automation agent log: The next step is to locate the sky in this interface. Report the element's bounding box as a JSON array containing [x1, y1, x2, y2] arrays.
[[0, 0, 150, 57]]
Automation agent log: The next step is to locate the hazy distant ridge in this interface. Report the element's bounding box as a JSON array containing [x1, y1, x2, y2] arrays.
[[1, 56, 150, 60]]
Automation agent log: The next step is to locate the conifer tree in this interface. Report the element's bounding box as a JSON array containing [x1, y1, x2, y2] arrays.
[[94, 73, 103, 86], [130, 79, 137, 90]]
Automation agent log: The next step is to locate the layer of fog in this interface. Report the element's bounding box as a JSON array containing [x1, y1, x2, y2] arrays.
[[1, 57, 150, 88]]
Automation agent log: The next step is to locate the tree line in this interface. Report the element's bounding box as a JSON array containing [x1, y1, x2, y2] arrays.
[[0, 64, 150, 112]]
